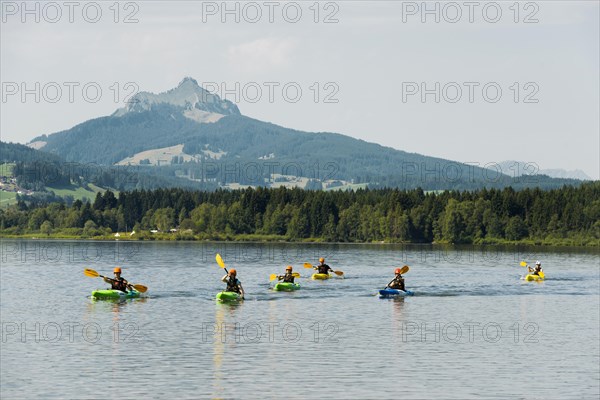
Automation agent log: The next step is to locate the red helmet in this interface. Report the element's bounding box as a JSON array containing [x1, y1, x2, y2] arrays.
[[229, 269, 237, 275], [286, 265, 293, 271], [114, 267, 122, 273], [395, 268, 401, 274]]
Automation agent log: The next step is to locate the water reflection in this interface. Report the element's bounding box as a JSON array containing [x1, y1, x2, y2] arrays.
[[392, 296, 407, 313], [212, 301, 242, 399], [212, 304, 225, 399], [87, 296, 148, 307], [391, 297, 407, 346], [84, 297, 148, 350]]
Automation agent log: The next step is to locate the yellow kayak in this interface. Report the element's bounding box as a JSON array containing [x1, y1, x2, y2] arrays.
[[524, 272, 545, 281], [311, 273, 330, 280]]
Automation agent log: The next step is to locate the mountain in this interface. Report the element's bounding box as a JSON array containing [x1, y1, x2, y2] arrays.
[[490, 161, 592, 181], [27, 78, 584, 191], [541, 169, 592, 181], [112, 77, 240, 120]]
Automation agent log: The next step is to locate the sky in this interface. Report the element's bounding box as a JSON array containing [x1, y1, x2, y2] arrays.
[[1, 1, 599, 179]]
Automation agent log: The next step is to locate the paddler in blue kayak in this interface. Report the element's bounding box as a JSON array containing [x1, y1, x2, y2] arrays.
[[528, 261, 543, 276], [314, 257, 333, 275], [277, 266, 295, 283], [387, 267, 406, 291], [103, 267, 132, 292], [222, 268, 245, 299]]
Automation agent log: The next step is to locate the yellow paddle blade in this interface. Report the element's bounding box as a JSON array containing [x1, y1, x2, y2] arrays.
[[84, 268, 99, 278], [303, 262, 314, 269], [399, 266, 409, 274], [333, 270, 344, 276], [216, 254, 226, 269], [520, 261, 528, 267], [271, 272, 300, 281], [538, 271, 545, 279], [132, 284, 148, 293]]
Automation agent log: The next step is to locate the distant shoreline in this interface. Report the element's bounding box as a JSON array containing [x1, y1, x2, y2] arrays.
[[1, 232, 597, 248]]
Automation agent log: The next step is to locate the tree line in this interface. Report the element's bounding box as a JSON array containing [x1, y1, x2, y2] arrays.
[[1, 183, 598, 245]]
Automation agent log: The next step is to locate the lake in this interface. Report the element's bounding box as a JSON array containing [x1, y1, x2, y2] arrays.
[[1, 240, 598, 399]]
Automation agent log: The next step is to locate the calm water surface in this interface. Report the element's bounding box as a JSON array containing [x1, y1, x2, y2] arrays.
[[1, 240, 599, 399]]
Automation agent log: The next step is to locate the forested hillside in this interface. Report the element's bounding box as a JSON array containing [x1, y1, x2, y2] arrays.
[[0, 142, 217, 197], [30, 111, 582, 191]]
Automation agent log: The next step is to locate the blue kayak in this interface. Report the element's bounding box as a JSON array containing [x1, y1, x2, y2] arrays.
[[379, 288, 414, 298]]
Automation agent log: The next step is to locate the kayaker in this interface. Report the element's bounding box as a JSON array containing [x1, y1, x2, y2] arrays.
[[315, 257, 333, 275], [528, 261, 543, 276], [103, 267, 132, 292], [277, 266, 295, 283], [222, 269, 245, 298], [387, 267, 406, 291]]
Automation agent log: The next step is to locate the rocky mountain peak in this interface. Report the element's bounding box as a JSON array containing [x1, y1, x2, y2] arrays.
[[112, 77, 241, 117]]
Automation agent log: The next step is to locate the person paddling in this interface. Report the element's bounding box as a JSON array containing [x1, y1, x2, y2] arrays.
[[314, 257, 333, 275], [222, 269, 245, 299], [103, 267, 132, 292], [528, 261, 543, 276], [387, 267, 406, 291], [277, 266, 295, 283]]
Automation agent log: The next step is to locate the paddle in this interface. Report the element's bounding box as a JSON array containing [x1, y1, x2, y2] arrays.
[[269, 272, 301, 281], [83, 268, 148, 293], [520, 261, 530, 277], [216, 253, 228, 274], [303, 262, 344, 276], [384, 266, 410, 289]]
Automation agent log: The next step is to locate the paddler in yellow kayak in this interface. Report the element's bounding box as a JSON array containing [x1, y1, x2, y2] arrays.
[[528, 261, 543, 276], [387, 267, 406, 291], [222, 268, 245, 299], [277, 266, 295, 283], [103, 267, 133, 292], [314, 257, 333, 275]]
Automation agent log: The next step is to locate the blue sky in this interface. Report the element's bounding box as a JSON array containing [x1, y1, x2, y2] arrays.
[[1, 1, 598, 178]]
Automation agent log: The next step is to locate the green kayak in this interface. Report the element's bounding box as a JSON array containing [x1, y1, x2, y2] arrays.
[[216, 291, 242, 302], [273, 282, 301, 291], [91, 289, 141, 300]]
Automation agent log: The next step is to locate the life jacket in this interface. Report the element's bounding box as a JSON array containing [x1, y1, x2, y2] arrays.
[[226, 277, 241, 293], [282, 272, 295, 283], [112, 277, 128, 292], [317, 264, 331, 274], [390, 276, 405, 290]]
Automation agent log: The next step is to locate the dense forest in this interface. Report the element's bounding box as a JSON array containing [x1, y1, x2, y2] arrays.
[[1, 183, 598, 246]]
